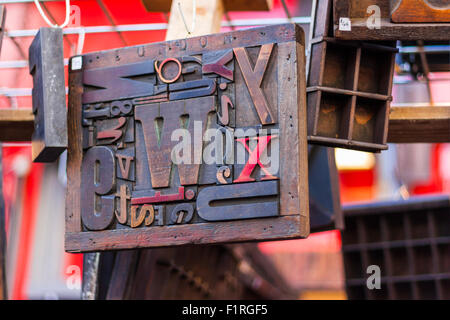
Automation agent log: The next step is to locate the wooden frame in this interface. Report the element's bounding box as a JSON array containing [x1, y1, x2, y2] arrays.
[[65, 24, 309, 253]]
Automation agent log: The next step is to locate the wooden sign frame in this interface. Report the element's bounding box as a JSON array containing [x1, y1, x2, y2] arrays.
[[65, 24, 309, 253]]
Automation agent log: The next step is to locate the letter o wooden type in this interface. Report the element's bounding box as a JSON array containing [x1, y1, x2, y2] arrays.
[[81, 146, 116, 230]]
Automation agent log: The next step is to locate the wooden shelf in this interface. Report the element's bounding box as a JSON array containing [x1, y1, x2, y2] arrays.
[[388, 106, 450, 143]]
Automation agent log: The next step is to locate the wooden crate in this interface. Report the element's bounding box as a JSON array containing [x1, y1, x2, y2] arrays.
[[333, 0, 450, 40], [342, 195, 450, 299], [65, 24, 310, 253], [307, 0, 397, 152]]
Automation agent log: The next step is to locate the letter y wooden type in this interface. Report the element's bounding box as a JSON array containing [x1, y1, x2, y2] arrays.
[[65, 24, 309, 252]]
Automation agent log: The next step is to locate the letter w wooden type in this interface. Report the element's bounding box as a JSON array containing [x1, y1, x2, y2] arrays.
[[65, 24, 309, 252]]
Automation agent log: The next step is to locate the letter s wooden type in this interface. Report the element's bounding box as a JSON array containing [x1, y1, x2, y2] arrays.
[[81, 146, 116, 230]]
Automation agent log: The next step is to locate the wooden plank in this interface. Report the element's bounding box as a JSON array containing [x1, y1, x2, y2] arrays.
[[141, 0, 273, 12], [0, 109, 34, 142], [165, 0, 224, 40], [333, 0, 450, 40], [29, 27, 67, 162], [390, 0, 450, 23], [65, 215, 307, 252], [65, 59, 83, 234], [388, 106, 450, 143]]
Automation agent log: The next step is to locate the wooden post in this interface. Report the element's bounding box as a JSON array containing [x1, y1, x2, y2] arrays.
[[0, 5, 7, 301]]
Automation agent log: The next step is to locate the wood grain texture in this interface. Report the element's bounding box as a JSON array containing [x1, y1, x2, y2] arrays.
[[391, 0, 450, 23], [141, 0, 273, 12], [388, 106, 450, 143], [66, 60, 83, 233], [0, 109, 34, 142], [65, 215, 307, 252], [277, 39, 309, 221], [333, 0, 450, 40]]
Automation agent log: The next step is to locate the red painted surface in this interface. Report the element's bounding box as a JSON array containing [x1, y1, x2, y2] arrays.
[[11, 162, 43, 300]]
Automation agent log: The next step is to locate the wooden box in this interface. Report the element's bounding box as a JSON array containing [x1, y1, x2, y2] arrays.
[[342, 195, 450, 299], [65, 24, 310, 253]]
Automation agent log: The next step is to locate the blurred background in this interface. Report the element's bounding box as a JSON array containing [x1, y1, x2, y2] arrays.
[[0, 0, 449, 300]]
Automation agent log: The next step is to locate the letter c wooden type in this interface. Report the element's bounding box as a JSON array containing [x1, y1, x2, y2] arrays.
[[81, 146, 116, 230]]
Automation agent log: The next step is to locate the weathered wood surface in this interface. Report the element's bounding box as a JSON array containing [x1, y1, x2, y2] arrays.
[[29, 27, 67, 162], [141, 0, 273, 12], [388, 106, 450, 143], [308, 0, 397, 153], [66, 24, 309, 253], [0, 109, 34, 142], [391, 0, 450, 23], [333, 0, 450, 40]]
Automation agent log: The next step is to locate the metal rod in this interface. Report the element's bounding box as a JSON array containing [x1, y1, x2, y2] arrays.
[[96, 0, 127, 46]]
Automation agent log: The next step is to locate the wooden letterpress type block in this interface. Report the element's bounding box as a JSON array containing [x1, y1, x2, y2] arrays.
[[29, 27, 67, 162]]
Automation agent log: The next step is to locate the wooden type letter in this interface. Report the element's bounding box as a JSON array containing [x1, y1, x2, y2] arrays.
[[169, 203, 194, 224], [234, 135, 278, 183], [115, 184, 130, 225], [169, 79, 217, 101], [202, 50, 234, 81], [81, 146, 116, 230], [97, 117, 126, 143]]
